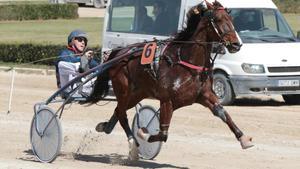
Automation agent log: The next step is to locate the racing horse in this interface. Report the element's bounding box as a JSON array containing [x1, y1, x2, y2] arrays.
[[88, 0, 253, 159]]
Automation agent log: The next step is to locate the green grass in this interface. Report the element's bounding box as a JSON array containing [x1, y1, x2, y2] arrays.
[[0, 0, 47, 2], [284, 13, 300, 35], [0, 18, 104, 47], [0, 13, 298, 69], [0, 0, 47, 5], [0, 14, 298, 48]]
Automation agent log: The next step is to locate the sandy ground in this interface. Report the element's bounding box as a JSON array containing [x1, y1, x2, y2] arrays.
[[1, 71, 300, 169], [78, 7, 105, 18]]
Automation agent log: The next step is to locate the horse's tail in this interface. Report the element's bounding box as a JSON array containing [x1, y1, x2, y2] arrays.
[[87, 69, 110, 103], [86, 49, 122, 104]]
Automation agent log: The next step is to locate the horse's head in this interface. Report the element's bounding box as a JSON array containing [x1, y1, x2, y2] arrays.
[[195, 0, 242, 53]]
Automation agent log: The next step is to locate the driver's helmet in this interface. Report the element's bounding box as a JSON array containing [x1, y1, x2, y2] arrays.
[[67, 29, 88, 46]]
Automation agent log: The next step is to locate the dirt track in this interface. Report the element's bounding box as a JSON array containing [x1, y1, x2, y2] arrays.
[[0, 71, 300, 169], [78, 7, 105, 18]]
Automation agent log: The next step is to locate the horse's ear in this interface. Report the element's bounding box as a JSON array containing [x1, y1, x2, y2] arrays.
[[213, 0, 224, 9], [193, 0, 208, 14], [199, 0, 208, 11]]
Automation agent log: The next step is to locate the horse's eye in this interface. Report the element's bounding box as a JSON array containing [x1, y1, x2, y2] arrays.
[[214, 19, 221, 23], [214, 16, 222, 23]]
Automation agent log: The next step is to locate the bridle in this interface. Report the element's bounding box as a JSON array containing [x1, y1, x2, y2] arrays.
[[167, 4, 240, 75], [204, 7, 238, 46]]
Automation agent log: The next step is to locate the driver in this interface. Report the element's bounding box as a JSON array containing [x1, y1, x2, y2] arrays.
[[55, 29, 98, 97], [151, 0, 170, 35]]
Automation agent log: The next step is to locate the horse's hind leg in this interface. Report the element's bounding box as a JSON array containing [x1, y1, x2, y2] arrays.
[[95, 90, 145, 134], [95, 112, 118, 134], [115, 90, 147, 138], [110, 70, 150, 160], [114, 91, 148, 161], [198, 90, 253, 149]]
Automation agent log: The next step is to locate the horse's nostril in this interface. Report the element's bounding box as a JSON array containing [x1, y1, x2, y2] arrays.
[[230, 42, 242, 52], [232, 42, 242, 48], [226, 42, 241, 53]]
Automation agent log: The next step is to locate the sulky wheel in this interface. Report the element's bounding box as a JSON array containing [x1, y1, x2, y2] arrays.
[[30, 106, 62, 163], [132, 105, 162, 160]]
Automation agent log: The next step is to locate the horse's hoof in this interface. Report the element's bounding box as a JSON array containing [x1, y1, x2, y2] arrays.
[[128, 138, 139, 161], [95, 122, 107, 132], [137, 127, 150, 141], [239, 135, 254, 149]]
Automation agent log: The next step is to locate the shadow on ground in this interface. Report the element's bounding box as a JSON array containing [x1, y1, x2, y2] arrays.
[[20, 150, 188, 168], [74, 153, 189, 169], [232, 98, 286, 106]]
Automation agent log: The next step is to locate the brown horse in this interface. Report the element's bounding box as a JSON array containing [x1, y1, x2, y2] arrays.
[[88, 0, 253, 159]]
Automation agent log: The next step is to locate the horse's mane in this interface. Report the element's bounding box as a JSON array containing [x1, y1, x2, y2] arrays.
[[174, 1, 224, 41], [174, 6, 202, 41], [213, 1, 223, 9]]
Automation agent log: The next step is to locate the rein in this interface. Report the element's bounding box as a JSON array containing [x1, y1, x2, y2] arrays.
[[4, 50, 102, 72], [163, 6, 234, 74]]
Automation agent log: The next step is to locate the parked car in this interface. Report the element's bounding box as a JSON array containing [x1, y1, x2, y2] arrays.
[[101, 0, 300, 105]]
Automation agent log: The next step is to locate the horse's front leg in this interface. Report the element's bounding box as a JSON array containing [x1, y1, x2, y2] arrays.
[[211, 104, 254, 149], [198, 91, 254, 149], [138, 100, 173, 143]]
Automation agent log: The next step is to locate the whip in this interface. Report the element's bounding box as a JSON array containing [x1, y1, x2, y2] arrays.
[[4, 50, 102, 114]]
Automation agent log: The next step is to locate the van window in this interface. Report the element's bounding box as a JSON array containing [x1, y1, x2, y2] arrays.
[[110, 6, 135, 32], [231, 8, 295, 43], [263, 9, 277, 31], [108, 0, 135, 32], [108, 0, 181, 36]]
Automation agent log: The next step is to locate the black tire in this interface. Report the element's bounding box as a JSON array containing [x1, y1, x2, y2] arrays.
[[282, 94, 300, 105], [213, 73, 235, 105], [93, 0, 105, 8], [30, 107, 62, 163], [132, 105, 162, 160]]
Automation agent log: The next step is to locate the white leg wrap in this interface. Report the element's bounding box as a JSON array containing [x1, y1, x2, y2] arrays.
[[137, 128, 150, 141], [128, 138, 139, 161]]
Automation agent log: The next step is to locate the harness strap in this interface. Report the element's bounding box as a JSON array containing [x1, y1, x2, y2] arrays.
[[176, 47, 210, 73], [178, 60, 210, 73]]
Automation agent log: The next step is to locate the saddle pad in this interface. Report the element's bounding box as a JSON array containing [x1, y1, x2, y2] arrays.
[[141, 42, 157, 65]]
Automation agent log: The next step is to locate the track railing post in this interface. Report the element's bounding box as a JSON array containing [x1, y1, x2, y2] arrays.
[[7, 68, 15, 114]]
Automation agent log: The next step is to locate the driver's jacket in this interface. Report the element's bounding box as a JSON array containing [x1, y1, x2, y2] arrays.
[[55, 47, 98, 88]]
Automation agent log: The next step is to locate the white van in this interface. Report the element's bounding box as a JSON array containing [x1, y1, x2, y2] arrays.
[[102, 0, 300, 105]]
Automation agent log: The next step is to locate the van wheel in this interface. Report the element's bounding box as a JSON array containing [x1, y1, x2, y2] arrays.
[[282, 94, 300, 105], [93, 0, 105, 8], [213, 73, 235, 105]]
